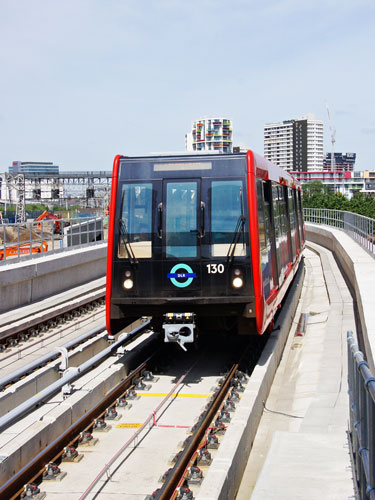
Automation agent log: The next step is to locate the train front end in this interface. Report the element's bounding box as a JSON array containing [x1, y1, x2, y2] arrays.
[[106, 153, 257, 350]]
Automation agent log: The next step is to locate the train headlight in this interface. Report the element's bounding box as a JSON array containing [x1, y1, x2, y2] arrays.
[[125, 270, 132, 278], [123, 279, 134, 290], [232, 277, 243, 289]]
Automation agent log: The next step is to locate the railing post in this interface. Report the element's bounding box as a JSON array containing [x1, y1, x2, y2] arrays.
[[367, 379, 375, 497]]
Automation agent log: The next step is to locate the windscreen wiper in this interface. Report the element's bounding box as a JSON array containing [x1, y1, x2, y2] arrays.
[[226, 187, 246, 265], [119, 218, 138, 266], [226, 215, 246, 265]]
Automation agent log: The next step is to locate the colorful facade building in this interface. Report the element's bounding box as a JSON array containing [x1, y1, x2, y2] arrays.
[[188, 118, 233, 153]]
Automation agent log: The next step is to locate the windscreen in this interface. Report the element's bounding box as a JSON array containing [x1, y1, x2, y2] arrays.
[[211, 180, 246, 257], [118, 182, 152, 258]]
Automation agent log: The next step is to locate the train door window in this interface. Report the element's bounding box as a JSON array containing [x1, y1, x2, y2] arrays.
[[297, 190, 305, 242], [263, 181, 277, 289], [278, 186, 290, 270], [257, 180, 272, 298], [272, 183, 283, 285], [293, 190, 301, 250], [210, 180, 246, 257], [165, 181, 198, 258], [287, 188, 296, 261], [118, 183, 152, 258]]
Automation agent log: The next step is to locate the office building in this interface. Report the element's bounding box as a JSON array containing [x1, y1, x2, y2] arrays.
[[9, 161, 59, 176], [264, 113, 324, 172]]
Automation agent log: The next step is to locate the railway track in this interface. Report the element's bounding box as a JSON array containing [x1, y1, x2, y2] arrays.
[[0, 279, 105, 351], [0, 334, 264, 500], [0, 322, 159, 499]]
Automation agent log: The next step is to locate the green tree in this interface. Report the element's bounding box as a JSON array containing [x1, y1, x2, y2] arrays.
[[303, 181, 375, 219], [302, 180, 329, 198], [349, 193, 375, 219], [25, 203, 49, 212]]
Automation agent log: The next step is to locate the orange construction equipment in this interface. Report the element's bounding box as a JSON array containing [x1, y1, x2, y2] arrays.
[[0, 241, 48, 261], [35, 211, 62, 234]]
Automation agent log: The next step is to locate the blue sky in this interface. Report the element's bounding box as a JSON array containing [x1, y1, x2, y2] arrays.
[[1, 0, 374, 171]]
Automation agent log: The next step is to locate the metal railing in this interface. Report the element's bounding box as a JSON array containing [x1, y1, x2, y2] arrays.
[[0, 216, 107, 265], [304, 208, 375, 258], [348, 331, 375, 499]]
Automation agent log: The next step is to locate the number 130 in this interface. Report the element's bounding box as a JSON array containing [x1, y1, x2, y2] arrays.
[[206, 264, 224, 274]]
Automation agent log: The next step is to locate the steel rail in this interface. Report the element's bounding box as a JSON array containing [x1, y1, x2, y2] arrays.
[[0, 290, 105, 347], [155, 362, 239, 500], [0, 323, 106, 390], [0, 359, 150, 500]]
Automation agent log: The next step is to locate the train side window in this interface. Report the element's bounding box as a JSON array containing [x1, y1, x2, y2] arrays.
[[118, 183, 152, 258], [256, 180, 266, 248]]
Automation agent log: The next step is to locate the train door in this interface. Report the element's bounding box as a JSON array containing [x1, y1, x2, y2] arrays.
[[257, 179, 276, 300], [287, 187, 297, 261], [161, 179, 202, 292], [293, 190, 302, 251]]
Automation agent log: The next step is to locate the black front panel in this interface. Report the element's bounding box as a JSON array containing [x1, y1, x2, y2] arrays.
[[111, 154, 254, 317]]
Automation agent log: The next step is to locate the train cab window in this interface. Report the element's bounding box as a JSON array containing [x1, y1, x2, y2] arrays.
[[118, 183, 152, 258], [210, 180, 246, 257], [166, 181, 198, 258]]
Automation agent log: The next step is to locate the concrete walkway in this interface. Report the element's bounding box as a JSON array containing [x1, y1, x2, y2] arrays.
[[236, 244, 356, 499]]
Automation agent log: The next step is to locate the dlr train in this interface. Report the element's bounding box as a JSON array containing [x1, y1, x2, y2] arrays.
[[106, 151, 304, 350]]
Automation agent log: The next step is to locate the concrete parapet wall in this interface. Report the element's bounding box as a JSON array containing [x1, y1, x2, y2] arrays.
[[0, 363, 125, 484], [305, 223, 375, 372], [0, 244, 107, 313], [0, 335, 108, 417]]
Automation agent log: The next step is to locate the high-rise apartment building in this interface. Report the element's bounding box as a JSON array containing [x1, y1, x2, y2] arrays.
[[187, 118, 233, 153], [264, 113, 323, 172]]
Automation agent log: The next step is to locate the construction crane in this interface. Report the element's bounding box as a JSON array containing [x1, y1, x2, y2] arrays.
[[326, 103, 336, 171], [4, 174, 26, 223]]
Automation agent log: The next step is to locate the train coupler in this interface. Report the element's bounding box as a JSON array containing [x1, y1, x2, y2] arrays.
[[162, 313, 196, 352]]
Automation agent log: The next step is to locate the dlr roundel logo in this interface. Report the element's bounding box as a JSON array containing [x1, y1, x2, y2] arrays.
[[167, 263, 196, 288]]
